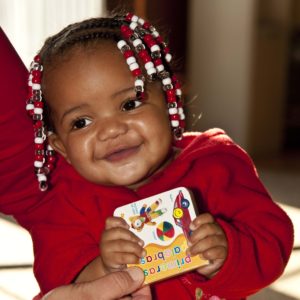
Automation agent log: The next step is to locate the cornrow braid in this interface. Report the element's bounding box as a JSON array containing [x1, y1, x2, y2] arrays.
[[39, 17, 124, 64], [26, 12, 185, 192]]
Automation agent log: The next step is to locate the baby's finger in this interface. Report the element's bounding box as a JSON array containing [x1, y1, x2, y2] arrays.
[[189, 222, 224, 244], [103, 240, 146, 259], [202, 246, 228, 261], [106, 216, 129, 230], [190, 213, 214, 230], [102, 227, 144, 246], [196, 258, 225, 278], [187, 234, 227, 256], [107, 251, 145, 268]]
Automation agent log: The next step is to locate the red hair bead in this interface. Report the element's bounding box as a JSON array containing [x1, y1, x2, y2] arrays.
[[125, 13, 134, 22], [35, 155, 44, 161], [123, 50, 135, 59], [143, 21, 150, 30], [48, 156, 56, 163], [32, 70, 42, 77], [170, 114, 180, 120], [34, 101, 44, 108], [132, 68, 142, 77], [120, 25, 133, 39], [34, 55, 41, 63]]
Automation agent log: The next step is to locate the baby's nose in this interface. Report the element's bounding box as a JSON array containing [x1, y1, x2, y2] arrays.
[[96, 117, 128, 141]]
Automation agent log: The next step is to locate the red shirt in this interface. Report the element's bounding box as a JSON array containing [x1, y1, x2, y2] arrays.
[[0, 28, 294, 300], [17, 130, 294, 300]]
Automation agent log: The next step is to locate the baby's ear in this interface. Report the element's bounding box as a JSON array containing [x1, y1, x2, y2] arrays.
[[48, 134, 70, 163]]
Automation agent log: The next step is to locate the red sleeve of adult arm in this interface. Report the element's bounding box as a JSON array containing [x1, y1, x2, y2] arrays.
[[27, 183, 101, 295], [0, 27, 41, 214]]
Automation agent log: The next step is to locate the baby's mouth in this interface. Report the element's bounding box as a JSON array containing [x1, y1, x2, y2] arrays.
[[103, 145, 140, 162]]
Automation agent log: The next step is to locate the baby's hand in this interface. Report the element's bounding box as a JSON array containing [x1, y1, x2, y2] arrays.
[[187, 213, 228, 278], [100, 216, 146, 273]]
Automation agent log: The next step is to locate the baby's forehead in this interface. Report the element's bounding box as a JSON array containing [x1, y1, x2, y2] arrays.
[[49, 40, 119, 64]]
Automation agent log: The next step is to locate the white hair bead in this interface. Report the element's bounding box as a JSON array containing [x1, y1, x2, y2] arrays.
[[126, 56, 136, 65], [34, 161, 44, 168], [156, 65, 164, 72], [176, 89, 182, 96], [135, 79, 144, 87], [178, 107, 184, 115], [144, 61, 154, 70], [165, 53, 172, 63], [168, 108, 178, 115], [34, 137, 44, 144], [150, 45, 160, 52], [34, 107, 43, 114], [133, 38, 143, 47], [171, 120, 180, 127], [132, 15, 139, 22], [152, 31, 159, 38], [26, 103, 34, 110], [47, 144, 54, 150], [129, 62, 139, 71], [162, 78, 172, 85], [138, 18, 145, 25], [32, 83, 41, 90], [147, 67, 156, 75], [37, 174, 47, 182], [130, 22, 138, 30], [117, 40, 127, 50]]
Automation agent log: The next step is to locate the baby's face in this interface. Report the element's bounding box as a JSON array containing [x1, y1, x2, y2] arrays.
[[43, 43, 173, 188]]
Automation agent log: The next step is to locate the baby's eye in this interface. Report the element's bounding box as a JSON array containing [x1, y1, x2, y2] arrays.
[[72, 118, 92, 129], [121, 98, 143, 111]]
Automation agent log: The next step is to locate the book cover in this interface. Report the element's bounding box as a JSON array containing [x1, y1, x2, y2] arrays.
[[113, 187, 208, 284]]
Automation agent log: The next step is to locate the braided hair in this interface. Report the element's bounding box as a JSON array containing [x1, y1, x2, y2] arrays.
[[26, 12, 185, 191]]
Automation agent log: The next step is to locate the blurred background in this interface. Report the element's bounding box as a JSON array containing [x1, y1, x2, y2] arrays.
[[0, 0, 299, 299]]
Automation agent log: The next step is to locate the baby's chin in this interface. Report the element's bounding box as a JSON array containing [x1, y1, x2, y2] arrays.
[[84, 172, 152, 190]]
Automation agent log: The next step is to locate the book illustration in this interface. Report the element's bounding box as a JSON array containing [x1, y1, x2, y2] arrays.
[[130, 199, 167, 231], [114, 187, 209, 284]]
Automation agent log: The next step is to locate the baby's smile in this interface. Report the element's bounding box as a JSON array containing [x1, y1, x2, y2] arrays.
[[103, 144, 141, 162]]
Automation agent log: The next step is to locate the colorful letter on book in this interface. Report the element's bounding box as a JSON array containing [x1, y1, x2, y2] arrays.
[[114, 187, 208, 284]]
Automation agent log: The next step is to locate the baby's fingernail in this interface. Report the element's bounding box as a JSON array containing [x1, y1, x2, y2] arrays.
[[142, 250, 147, 257], [189, 223, 195, 230], [138, 240, 144, 247]]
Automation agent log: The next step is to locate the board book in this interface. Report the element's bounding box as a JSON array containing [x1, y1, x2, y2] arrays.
[[113, 187, 208, 284]]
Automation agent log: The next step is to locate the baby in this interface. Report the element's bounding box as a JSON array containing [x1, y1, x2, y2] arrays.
[[23, 12, 294, 300]]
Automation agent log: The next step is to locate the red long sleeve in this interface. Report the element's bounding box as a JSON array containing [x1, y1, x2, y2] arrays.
[[0, 27, 42, 214]]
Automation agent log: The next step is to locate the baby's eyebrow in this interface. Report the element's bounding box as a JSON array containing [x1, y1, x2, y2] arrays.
[[61, 104, 88, 124], [112, 86, 134, 99]]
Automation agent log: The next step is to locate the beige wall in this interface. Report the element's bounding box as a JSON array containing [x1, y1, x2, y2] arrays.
[[186, 0, 291, 156], [292, 0, 300, 26], [186, 0, 257, 149], [249, 0, 292, 156]]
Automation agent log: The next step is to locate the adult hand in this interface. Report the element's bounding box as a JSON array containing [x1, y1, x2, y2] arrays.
[[42, 267, 151, 300]]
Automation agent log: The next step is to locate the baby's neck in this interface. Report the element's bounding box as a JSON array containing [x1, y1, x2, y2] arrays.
[[127, 146, 181, 191]]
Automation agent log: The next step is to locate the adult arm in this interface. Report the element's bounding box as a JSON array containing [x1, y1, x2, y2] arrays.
[[0, 27, 41, 214], [42, 267, 151, 300]]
